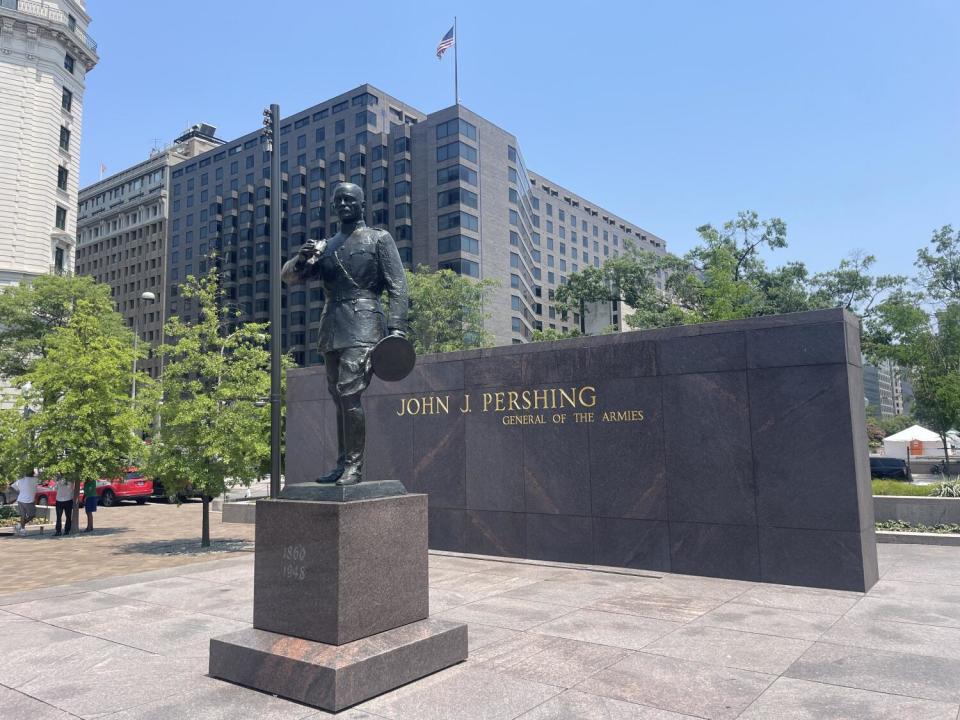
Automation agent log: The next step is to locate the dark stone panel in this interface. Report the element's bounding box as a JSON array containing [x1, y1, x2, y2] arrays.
[[428, 507, 465, 552], [526, 514, 594, 564], [747, 321, 847, 369], [758, 526, 871, 591], [209, 619, 468, 712], [659, 332, 747, 375], [465, 406, 524, 512], [663, 372, 757, 525], [750, 364, 861, 532], [588, 377, 666, 520], [364, 359, 464, 398], [464, 354, 523, 388], [522, 401, 592, 516], [364, 396, 414, 482], [860, 526, 879, 590], [253, 496, 428, 645], [847, 364, 875, 532], [464, 510, 526, 558], [520, 345, 590, 384], [844, 319, 862, 367], [286, 399, 337, 485], [669, 522, 760, 581], [592, 517, 670, 572], [411, 410, 465, 509], [586, 339, 657, 379], [287, 367, 328, 403]]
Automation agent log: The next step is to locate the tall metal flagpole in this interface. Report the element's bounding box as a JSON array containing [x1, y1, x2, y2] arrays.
[[454, 17, 459, 105]]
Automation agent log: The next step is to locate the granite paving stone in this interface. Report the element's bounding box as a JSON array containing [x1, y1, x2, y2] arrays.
[[820, 617, 960, 661], [842, 595, 960, 629], [785, 641, 960, 703], [691, 601, 840, 640], [503, 575, 657, 607], [575, 651, 775, 719], [358, 666, 560, 720], [533, 609, 681, 651], [515, 689, 698, 719], [437, 595, 575, 631], [473, 634, 630, 687], [589, 590, 725, 622], [642, 625, 813, 674], [734, 583, 862, 615], [737, 677, 959, 719], [0, 686, 75, 720], [461, 621, 520, 653], [2, 589, 138, 620], [631, 573, 756, 601]]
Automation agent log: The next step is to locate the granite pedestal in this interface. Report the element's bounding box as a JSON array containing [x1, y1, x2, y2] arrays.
[[209, 487, 468, 711]]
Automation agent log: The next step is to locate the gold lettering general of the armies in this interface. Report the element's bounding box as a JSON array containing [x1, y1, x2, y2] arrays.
[[396, 386, 597, 417]]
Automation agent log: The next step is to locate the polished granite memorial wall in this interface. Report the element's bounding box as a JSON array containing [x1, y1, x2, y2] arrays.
[[287, 308, 877, 591]]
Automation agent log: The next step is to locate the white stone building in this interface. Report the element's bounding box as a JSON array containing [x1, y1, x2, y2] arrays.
[[0, 0, 98, 287]]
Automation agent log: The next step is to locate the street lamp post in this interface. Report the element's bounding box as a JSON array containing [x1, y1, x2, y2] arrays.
[[264, 104, 282, 499], [132, 291, 156, 400]]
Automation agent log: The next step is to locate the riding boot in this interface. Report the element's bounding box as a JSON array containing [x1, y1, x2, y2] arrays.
[[336, 394, 365, 486], [316, 399, 347, 484]]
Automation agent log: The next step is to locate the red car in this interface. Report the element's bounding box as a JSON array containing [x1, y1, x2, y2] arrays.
[[87, 468, 154, 507], [33, 480, 58, 507]]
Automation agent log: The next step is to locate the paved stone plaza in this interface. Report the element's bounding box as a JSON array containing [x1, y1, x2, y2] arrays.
[[0, 540, 958, 719]]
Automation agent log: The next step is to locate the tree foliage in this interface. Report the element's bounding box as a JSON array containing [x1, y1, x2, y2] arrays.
[[405, 266, 496, 354], [0, 274, 127, 378], [145, 269, 274, 546], [14, 300, 150, 525], [915, 225, 960, 304]]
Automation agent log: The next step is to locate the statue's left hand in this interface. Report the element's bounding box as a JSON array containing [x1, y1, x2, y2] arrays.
[[388, 329, 407, 339]]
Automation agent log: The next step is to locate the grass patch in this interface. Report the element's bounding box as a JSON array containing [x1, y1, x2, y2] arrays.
[[877, 520, 960, 534], [872, 479, 935, 496]]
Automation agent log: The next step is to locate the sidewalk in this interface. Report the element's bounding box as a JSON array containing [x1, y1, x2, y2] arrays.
[[0, 501, 254, 594], [2, 543, 960, 718]]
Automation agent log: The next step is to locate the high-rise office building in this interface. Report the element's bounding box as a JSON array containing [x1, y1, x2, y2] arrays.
[[0, 0, 98, 286], [157, 83, 666, 362], [75, 125, 222, 378]]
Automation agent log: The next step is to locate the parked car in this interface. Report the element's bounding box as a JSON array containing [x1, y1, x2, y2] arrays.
[[34, 480, 58, 506], [870, 457, 910, 480], [79, 468, 153, 506], [151, 479, 200, 503]]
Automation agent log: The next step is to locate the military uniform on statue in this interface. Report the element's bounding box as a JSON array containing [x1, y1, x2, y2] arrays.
[[280, 182, 408, 486]]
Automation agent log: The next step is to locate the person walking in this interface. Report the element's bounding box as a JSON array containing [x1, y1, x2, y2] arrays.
[[54, 476, 74, 536], [11, 470, 38, 536], [82, 478, 97, 532]]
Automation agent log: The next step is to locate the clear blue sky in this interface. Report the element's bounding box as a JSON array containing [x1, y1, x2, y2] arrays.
[[80, 0, 958, 277]]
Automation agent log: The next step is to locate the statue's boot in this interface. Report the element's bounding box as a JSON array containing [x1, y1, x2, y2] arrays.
[[316, 399, 347, 483], [336, 394, 364, 486]]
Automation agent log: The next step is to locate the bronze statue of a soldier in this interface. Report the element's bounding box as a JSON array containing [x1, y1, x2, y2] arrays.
[[281, 183, 409, 486]]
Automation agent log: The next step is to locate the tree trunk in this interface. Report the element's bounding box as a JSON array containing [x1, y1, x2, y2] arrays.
[[942, 433, 951, 477], [201, 495, 210, 547]]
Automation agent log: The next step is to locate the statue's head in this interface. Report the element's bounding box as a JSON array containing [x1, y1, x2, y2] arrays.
[[333, 183, 364, 223]]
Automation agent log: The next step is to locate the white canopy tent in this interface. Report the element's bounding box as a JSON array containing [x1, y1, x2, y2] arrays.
[[882, 424, 947, 459]]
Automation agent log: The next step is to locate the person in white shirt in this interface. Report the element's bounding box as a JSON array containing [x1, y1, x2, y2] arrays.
[[11, 470, 38, 536], [54, 476, 74, 536]]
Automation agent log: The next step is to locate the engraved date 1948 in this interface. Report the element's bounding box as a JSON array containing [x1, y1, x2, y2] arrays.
[[281, 544, 307, 581]]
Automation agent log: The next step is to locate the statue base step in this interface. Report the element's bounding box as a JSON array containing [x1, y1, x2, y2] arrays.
[[209, 618, 467, 712]]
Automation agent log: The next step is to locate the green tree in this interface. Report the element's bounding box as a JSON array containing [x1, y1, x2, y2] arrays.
[[146, 269, 273, 547], [869, 298, 960, 472], [16, 300, 150, 530], [0, 274, 126, 379], [531, 327, 582, 343], [0, 408, 30, 491], [809, 251, 905, 316], [915, 225, 960, 304], [405, 266, 495, 354]]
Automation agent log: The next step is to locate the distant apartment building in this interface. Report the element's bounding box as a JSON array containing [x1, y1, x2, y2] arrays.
[[863, 357, 905, 419], [0, 0, 98, 286], [151, 83, 665, 363], [75, 125, 222, 377]]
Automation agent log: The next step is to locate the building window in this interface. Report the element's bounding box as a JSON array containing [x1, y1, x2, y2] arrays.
[[437, 188, 478, 209], [64, 53, 75, 73], [436, 117, 477, 141], [438, 211, 478, 232], [59, 126, 71, 152], [439, 259, 480, 278], [61, 87, 73, 112], [57, 166, 68, 191], [54, 247, 65, 273], [335, 119, 345, 135], [55, 205, 67, 230], [438, 234, 479, 254], [436, 141, 477, 163], [437, 164, 477, 186]]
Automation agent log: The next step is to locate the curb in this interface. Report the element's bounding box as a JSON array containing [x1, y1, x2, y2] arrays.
[[876, 530, 960, 546]]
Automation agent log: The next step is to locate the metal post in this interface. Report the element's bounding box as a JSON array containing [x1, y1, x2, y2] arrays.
[[269, 103, 282, 499], [132, 298, 139, 401]]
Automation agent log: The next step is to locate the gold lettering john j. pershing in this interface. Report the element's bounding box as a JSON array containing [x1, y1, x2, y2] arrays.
[[396, 386, 597, 417]]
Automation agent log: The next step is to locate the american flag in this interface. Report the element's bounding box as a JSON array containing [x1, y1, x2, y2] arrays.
[[436, 25, 455, 59]]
